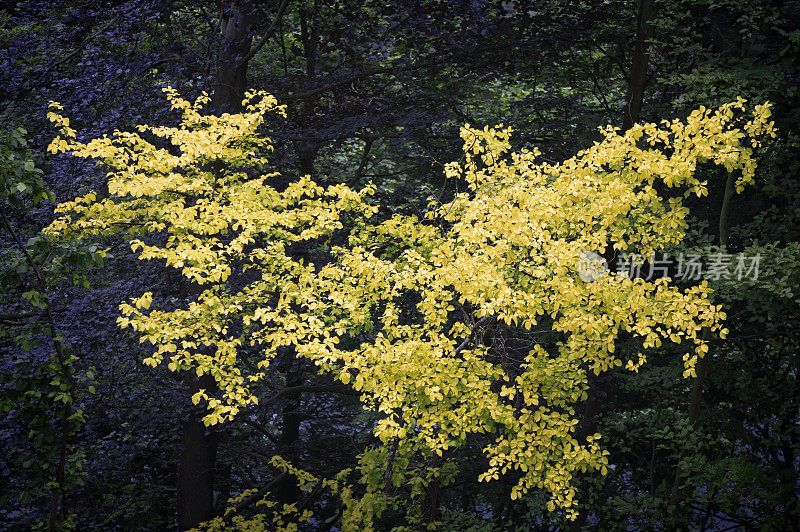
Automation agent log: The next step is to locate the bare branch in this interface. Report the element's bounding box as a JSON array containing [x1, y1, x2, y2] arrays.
[[261, 384, 360, 406], [274, 58, 446, 102], [0, 204, 76, 530], [236, 0, 292, 68], [453, 316, 489, 357]]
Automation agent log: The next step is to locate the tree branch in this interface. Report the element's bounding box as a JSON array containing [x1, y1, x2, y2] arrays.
[[350, 137, 373, 186], [234, 472, 289, 512], [261, 384, 360, 406], [384, 437, 399, 497], [241, 418, 281, 445], [0, 204, 76, 531], [274, 58, 446, 102], [453, 316, 489, 357], [0, 311, 44, 323], [236, 0, 291, 68]]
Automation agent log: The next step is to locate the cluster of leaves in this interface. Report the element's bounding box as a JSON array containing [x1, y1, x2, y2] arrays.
[[1, 0, 797, 529], [43, 89, 774, 527]]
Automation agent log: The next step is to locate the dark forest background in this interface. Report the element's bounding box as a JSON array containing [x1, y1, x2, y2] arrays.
[[1, 0, 799, 530]]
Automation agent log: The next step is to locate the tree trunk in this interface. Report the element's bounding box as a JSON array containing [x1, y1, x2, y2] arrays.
[[667, 6, 752, 518], [177, 3, 255, 528], [570, 5, 655, 524], [275, 351, 303, 504], [420, 454, 443, 531], [212, 1, 254, 115], [293, 2, 320, 178], [178, 375, 219, 530], [622, 0, 656, 131], [568, 372, 607, 531]]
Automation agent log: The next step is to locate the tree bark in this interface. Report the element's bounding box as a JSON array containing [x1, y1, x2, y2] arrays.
[[569, 6, 655, 523], [275, 350, 303, 504], [622, 0, 656, 131], [420, 454, 443, 531], [177, 3, 256, 527], [177, 375, 219, 530], [667, 3, 753, 520], [293, 2, 320, 178], [212, 1, 255, 114], [568, 372, 607, 531]]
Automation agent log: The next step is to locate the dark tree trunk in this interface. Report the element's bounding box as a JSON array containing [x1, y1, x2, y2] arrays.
[[569, 6, 655, 523], [2, 0, 18, 15], [667, 6, 753, 522], [568, 372, 609, 531], [212, 1, 255, 115], [177, 375, 219, 530], [293, 2, 320, 178], [296, 147, 318, 177], [275, 351, 304, 504], [281, 358, 303, 446], [420, 454, 443, 531], [177, 3, 256, 528], [622, 0, 656, 131]]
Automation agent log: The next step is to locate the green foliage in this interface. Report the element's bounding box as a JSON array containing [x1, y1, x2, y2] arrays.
[[0, 348, 89, 528], [0, 127, 98, 530], [0, 127, 52, 205]]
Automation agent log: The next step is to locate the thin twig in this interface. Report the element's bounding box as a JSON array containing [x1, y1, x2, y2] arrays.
[[1, 205, 75, 530]]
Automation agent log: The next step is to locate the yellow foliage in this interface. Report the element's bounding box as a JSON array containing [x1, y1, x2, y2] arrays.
[[45, 91, 774, 526], [45, 88, 377, 426]]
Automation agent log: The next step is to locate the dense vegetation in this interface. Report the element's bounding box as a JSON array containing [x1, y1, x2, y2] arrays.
[[1, 1, 798, 530]]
